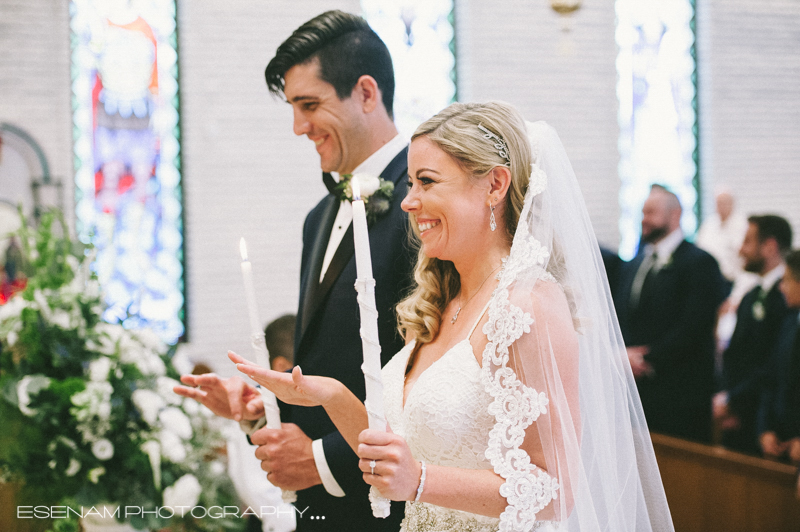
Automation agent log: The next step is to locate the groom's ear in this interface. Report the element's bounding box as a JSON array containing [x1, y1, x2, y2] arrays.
[[486, 166, 512, 206]]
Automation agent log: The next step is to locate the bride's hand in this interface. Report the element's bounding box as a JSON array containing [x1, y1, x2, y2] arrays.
[[229, 351, 342, 408], [357, 428, 422, 501]]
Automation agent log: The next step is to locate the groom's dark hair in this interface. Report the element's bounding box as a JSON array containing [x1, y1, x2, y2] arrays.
[[265, 10, 395, 117]]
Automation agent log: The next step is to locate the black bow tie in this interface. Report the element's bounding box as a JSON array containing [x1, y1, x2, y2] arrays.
[[322, 172, 338, 196]]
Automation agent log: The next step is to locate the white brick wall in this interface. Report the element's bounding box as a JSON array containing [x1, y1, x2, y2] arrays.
[[457, 0, 620, 248], [1, 0, 797, 372], [697, 0, 800, 241]]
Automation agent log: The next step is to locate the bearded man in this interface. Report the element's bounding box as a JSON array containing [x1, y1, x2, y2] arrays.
[[616, 184, 726, 442], [715, 215, 793, 454]]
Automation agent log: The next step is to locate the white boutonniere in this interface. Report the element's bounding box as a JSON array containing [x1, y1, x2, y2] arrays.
[[336, 173, 395, 223], [752, 301, 766, 321]]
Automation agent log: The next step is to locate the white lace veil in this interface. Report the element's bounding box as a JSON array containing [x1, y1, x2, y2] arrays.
[[482, 121, 674, 531]]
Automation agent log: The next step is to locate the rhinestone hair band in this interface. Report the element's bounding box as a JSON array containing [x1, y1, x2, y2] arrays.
[[478, 124, 511, 166]]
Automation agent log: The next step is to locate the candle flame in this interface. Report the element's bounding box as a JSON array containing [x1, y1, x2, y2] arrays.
[[239, 237, 248, 261], [351, 176, 361, 201]]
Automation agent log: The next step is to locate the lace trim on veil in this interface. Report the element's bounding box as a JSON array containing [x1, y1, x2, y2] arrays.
[[480, 154, 559, 532]]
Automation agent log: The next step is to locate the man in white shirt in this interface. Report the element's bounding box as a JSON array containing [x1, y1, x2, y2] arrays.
[[715, 215, 793, 454], [176, 11, 412, 531]]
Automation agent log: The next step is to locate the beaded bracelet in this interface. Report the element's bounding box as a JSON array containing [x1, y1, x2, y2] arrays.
[[414, 460, 427, 502]]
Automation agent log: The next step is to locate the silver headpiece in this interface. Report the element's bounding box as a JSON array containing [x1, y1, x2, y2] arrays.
[[478, 124, 511, 166]]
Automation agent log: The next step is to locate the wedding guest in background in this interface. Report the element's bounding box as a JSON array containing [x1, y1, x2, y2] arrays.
[[616, 184, 726, 443], [176, 10, 413, 531], [696, 189, 750, 294], [715, 215, 793, 454], [757, 249, 800, 463], [265, 314, 296, 373]]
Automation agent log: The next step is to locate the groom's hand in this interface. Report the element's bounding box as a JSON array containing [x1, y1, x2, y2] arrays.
[[252, 423, 322, 491]]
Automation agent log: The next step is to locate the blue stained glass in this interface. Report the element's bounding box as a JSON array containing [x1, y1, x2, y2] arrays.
[[616, 0, 699, 260], [362, 0, 457, 139], [70, 0, 185, 343]]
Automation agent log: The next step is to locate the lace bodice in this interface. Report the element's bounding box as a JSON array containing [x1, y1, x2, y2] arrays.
[[383, 335, 561, 532], [383, 338, 501, 531]]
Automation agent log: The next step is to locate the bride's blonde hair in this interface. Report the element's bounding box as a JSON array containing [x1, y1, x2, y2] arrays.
[[397, 101, 531, 344]]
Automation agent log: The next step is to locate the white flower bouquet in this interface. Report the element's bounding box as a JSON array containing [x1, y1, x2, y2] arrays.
[[0, 212, 244, 532]]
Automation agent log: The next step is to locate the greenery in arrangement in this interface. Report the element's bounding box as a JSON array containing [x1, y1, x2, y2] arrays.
[[334, 173, 395, 223], [0, 211, 245, 532]]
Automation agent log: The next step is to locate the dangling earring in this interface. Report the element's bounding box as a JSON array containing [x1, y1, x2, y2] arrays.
[[490, 204, 497, 232]]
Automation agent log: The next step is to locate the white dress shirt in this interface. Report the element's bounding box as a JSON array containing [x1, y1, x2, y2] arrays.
[[319, 134, 407, 282], [760, 263, 786, 294], [313, 133, 407, 497], [649, 227, 684, 270]]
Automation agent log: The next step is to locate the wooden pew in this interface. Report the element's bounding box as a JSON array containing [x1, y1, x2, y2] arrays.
[[652, 433, 800, 532]]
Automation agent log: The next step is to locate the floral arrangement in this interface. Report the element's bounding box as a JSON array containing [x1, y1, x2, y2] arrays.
[[334, 173, 395, 223], [0, 211, 244, 532]]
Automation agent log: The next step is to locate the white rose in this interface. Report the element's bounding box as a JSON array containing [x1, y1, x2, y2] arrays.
[[158, 430, 186, 463], [66, 255, 80, 272], [32, 289, 51, 320], [84, 279, 101, 299], [209, 460, 225, 476], [352, 173, 381, 197], [163, 474, 202, 509], [156, 377, 182, 405], [91, 439, 114, 460], [89, 356, 112, 382], [16, 375, 51, 416], [0, 294, 26, 321], [135, 328, 166, 352], [6, 330, 18, 347], [88, 467, 105, 484], [132, 389, 166, 425], [159, 407, 192, 440], [97, 401, 111, 419], [182, 397, 199, 416], [141, 353, 166, 377], [50, 309, 72, 329], [65, 458, 81, 477]]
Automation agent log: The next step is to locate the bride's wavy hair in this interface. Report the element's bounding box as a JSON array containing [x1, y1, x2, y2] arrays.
[[397, 101, 531, 344]]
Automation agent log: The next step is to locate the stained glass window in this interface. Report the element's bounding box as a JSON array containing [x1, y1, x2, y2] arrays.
[[70, 0, 185, 343], [616, 0, 699, 259], [361, 0, 457, 139]]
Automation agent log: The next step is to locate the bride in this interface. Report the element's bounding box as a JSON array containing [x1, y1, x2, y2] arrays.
[[234, 101, 674, 531]]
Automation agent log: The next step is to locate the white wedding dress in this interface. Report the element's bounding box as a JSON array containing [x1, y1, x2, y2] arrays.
[[382, 307, 561, 532], [369, 119, 673, 531]]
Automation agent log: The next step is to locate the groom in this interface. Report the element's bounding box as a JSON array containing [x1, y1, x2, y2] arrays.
[[178, 11, 412, 532]]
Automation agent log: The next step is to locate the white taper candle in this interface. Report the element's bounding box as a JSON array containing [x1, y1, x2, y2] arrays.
[[239, 237, 297, 504], [239, 237, 282, 430], [350, 178, 391, 518]]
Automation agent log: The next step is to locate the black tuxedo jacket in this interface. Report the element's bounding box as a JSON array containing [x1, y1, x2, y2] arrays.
[[758, 311, 800, 441], [616, 240, 725, 442], [720, 281, 790, 452], [286, 148, 413, 531]]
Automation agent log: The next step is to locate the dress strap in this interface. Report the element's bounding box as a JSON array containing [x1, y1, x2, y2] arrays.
[[467, 300, 492, 340]]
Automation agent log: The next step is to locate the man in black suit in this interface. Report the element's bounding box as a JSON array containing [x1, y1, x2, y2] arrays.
[[176, 11, 412, 531], [616, 184, 725, 443], [714, 215, 793, 454], [758, 249, 800, 464]]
